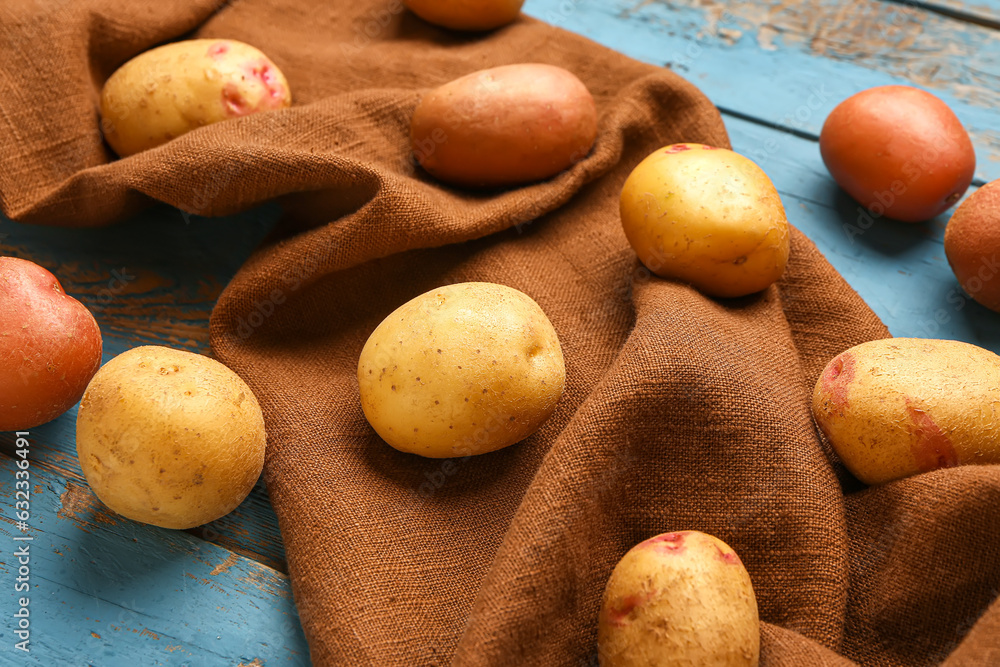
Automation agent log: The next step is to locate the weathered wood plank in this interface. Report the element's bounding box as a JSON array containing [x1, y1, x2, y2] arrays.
[[0, 204, 279, 353], [525, 0, 1000, 184], [0, 453, 309, 665], [1, 422, 288, 573], [902, 0, 1000, 28]]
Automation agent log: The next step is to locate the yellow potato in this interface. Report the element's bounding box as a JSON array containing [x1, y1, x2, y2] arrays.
[[411, 63, 597, 188], [813, 338, 1000, 485], [76, 346, 266, 529], [357, 282, 565, 458], [598, 531, 760, 667], [620, 144, 790, 298], [404, 0, 524, 31], [100, 39, 291, 157]]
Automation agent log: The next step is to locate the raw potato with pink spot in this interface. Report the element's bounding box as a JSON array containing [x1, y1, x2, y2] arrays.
[[598, 530, 759, 666], [619, 143, 790, 298], [813, 338, 1000, 485], [100, 39, 291, 157]]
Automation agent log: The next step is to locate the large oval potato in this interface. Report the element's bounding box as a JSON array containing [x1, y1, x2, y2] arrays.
[[820, 86, 975, 223], [404, 0, 524, 30], [76, 346, 266, 529], [598, 531, 760, 667], [410, 64, 597, 188], [813, 338, 1000, 485], [620, 144, 790, 298], [100, 39, 291, 157], [357, 282, 565, 458], [0, 257, 102, 430]]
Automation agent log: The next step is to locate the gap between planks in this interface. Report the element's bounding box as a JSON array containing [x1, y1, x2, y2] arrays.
[[886, 0, 1000, 30], [716, 105, 989, 188]]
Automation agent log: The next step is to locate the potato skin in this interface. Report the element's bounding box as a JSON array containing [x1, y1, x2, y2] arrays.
[[812, 338, 1000, 485], [404, 0, 524, 30], [357, 282, 565, 458], [619, 144, 789, 298], [0, 257, 102, 430], [410, 64, 597, 188], [944, 179, 1000, 312], [76, 346, 266, 529], [100, 39, 291, 157], [820, 86, 975, 222], [598, 531, 759, 667]]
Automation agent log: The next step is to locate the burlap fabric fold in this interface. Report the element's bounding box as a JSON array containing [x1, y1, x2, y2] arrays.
[[2, 1, 998, 664]]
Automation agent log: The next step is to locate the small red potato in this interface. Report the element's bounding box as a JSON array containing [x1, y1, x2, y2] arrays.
[[404, 0, 524, 31], [944, 179, 1000, 311], [813, 338, 1000, 485], [598, 531, 759, 666], [619, 144, 790, 298], [0, 257, 103, 431], [410, 63, 597, 188], [820, 86, 975, 222]]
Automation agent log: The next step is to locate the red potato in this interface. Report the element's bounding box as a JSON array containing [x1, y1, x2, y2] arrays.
[[410, 63, 598, 188], [944, 179, 1000, 312], [820, 86, 975, 222], [0, 258, 103, 430], [404, 0, 524, 30]]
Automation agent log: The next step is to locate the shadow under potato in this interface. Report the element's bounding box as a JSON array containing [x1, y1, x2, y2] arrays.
[[829, 183, 941, 256]]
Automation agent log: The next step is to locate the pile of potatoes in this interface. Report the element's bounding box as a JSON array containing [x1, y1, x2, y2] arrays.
[[5, 1, 999, 665]]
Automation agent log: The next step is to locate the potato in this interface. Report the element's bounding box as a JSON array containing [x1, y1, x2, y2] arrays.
[[0, 257, 102, 430], [820, 86, 975, 222], [598, 531, 759, 667], [619, 144, 790, 298], [410, 64, 597, 188], [944, 179, 1000, 312], [100, 39, 291, 157], [813, 338, 1000, 485], [404, 0, 524, 30], [357, 282, 564, 458], [76, 346, 266, 529]]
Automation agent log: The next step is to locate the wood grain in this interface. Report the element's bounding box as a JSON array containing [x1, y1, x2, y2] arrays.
[[0, 454, 309, 665]]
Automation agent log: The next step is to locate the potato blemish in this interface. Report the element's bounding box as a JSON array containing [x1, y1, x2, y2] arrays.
[[640, 532, 687, 554], [243, 60, 286, 104], [222, 83, 251, 116], [607, 591, 654, 627], [821, 352, 855, 412], [906, 401, 958, 472], [714, 543, 742, 565], [207, 42, 229, 58]]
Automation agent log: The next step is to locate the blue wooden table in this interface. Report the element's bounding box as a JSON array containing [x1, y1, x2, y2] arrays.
[[2, 0, 999, 664]]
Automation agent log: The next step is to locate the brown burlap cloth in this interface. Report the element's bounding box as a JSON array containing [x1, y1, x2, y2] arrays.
[[2, 0, 999, 664]]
